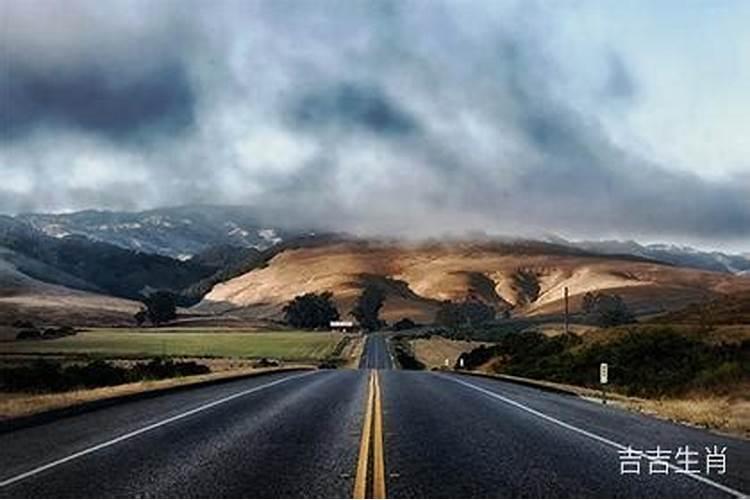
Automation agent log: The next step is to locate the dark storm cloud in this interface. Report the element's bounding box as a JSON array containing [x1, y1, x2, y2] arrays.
[[0, 60, 195, 142], [442, 40, 750, 239], [0, 0, 748, 249], [289, 82, 419, 137]]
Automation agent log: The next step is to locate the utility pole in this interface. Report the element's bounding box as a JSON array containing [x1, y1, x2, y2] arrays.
[[564, 286, 569, 335]]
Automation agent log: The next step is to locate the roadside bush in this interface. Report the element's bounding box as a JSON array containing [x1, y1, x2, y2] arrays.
[[0, 358, 210, 393], [392, 318, 418, 331], [391, 335, 425, 370], [455, 327, 747, 397]]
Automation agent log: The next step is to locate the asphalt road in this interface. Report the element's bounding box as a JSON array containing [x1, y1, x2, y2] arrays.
[[0, 370, 367, 498], [1, 348, 748, 498], [359, 334, 393, 370], [380, 371, 749, 498]]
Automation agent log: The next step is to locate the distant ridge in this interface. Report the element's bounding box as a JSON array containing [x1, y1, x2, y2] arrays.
[[15, 205, 298, 259]]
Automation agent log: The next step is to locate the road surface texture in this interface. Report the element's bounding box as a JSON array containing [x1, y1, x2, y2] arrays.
[[1, 335, 748, 498], [359, 333, 393, 370]]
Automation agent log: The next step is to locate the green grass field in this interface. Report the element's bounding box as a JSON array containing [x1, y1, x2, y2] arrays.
[[0, 328, 344, 361]]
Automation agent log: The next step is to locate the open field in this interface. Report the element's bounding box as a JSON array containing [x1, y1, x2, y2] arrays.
[[0, 328, 345, 361], [410, 336, 483, 369]]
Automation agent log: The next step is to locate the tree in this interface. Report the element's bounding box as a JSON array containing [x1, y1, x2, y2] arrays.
[[436, 301, 464, 332], [581, 291, 635, 327], [283, 292, 340, 329], [142, 291, 177, 326], [351, 285, 386, 331], [392, 317, 418, 331], [134, 308, 147, 327], [461, 300, 495, 325], [436, 299, 495, 332]]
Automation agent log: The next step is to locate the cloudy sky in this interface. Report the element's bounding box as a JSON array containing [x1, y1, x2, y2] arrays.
[[1, 0, 749, 250]]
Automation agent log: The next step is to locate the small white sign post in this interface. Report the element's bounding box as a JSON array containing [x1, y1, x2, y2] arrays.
[[600, 362, 609, 404]]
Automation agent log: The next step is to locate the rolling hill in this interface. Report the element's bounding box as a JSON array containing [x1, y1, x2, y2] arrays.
[[0, 215, 222, 303], [197, 239, 750, 323], [2, 205, 748, 329], [0, 247, 140, 327]]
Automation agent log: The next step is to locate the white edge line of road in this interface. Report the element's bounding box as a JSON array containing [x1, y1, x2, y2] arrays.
[[0, 371, 315, 489], [441, 374, 748, 499]]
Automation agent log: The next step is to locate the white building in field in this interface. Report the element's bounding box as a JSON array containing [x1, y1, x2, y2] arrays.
[[330, 320, 357, 333]]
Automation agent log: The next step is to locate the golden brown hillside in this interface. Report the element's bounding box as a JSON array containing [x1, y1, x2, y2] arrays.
[[197, 240, 750, 323]]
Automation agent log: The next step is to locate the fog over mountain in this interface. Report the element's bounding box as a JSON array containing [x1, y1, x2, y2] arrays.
[[1, 1, 749, 251]]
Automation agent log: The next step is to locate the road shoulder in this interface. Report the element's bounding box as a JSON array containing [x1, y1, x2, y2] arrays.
[[0, 365, 314, 433]]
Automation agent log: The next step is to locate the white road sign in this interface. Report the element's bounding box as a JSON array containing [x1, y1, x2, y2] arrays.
[[600, 363, 608, 384]]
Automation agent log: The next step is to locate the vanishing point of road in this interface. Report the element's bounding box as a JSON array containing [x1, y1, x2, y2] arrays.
[[1, 333, 748, 498]]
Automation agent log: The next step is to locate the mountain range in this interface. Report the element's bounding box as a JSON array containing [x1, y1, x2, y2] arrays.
[[1, 205, 749, 326], [555, 238, 750, 276], [8, 206, 750, 275], [15, 205, 293, 259]]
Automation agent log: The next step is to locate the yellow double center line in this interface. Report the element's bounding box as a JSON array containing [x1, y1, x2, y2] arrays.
[[354, 370, 386, 499]]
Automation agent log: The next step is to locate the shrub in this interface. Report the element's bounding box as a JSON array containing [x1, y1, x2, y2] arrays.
[[392, 318, 418, 331], [456, 327, 748, 397], [436, 299, 495, 332], [391, 335, 425, 370], [0, 358, 210, 393], [16, 329, 42, 340], [581, 292, 636, 327]]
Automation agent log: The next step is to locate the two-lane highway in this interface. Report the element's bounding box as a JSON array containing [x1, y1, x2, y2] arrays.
[[1, 337, 748, 498], [359, 333, 393, 370]]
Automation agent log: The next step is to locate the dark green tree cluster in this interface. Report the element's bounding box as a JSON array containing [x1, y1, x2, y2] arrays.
[[136, 291, 177, 326], [436, 299, 495, 331], [581, 292, 636, 326], [351, 285, 386, 331], [283, 292, 340, 329], [392, 317, 418, 331]]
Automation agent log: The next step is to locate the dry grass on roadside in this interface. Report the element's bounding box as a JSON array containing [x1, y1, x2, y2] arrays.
[[0, 365, 311, 421], [341, 335, 365, 368], [412, 336, 483, 369], [621, 392, 750, 438], [469, 370, 750, 439]]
